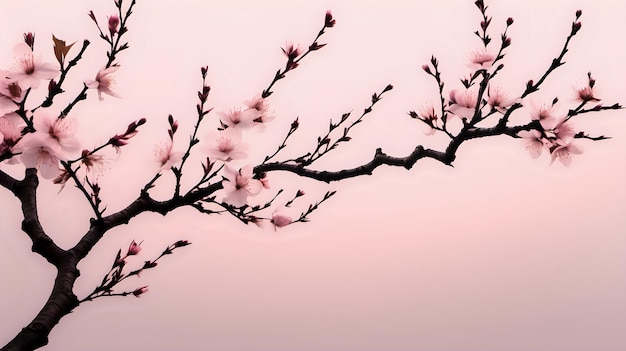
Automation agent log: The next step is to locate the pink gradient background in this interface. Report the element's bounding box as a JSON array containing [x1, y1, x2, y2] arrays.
[[1, 1, 625, 350]]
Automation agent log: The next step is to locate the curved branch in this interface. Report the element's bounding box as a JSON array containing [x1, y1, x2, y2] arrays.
[[255, 146, 448, 182], [0, 169, 18, 191], [12, 169, 67, 266]]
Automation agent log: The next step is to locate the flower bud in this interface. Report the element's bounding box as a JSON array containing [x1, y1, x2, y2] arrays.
[[126, 240, 142, 255], [506, 17, 514, 26], [23, 32, 35, 49], [325, 11, 336, 27], [173, 240, 191, 248], [7, 82, 22, 100], [575, 10, 582, 19], [48, 80, 58, 94], [142, 261, 158, 269], [108, 15, 120, 35], [132, 286, 149, 297], [290, 118, 299, 130], [88, 11, 98, 25]]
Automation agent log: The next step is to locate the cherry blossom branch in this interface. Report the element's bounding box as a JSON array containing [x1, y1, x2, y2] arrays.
[[80, 240, 191, 303], [173, 69, 212, 197], [420, 57, 454, 137], [261, 117, 300, 164], [292, 190, 336, 224], [521, 11, 582, 99], [99, 0, 136, 68], [294, 84, 393, 167], [473, 0, 492, 46], [60, 161, 104, 220], [38, 40, 90, 110], [262, 11, 335, 98]]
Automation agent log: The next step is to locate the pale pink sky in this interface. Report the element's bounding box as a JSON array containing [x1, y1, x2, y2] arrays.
[[1, 1, 625, 350]]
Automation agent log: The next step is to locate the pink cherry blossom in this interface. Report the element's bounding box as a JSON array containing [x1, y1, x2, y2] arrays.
[[486, 86, 519, 113], [19, 138, 63, 179], [202, 128, 248, 162], [85, 65, 120, 101], [0, 78, 24, 115], [518, 129, 546, 159], [575, 86, 600, 103], [7, 43, 59, 89], [449, 88, 478, 120], [244, 94, 274, 129], [550, 141, 583, 166], [529, 102, 558, 129], [154, 139, 183, 171], [222, 165, 263, 206], [244, 94, 269, 114], [0, 113, 24, 158], [34, 111, 80, 154], [418, 105, 438, 135], [80, 150, 109, 180], [468, 49, 495, 71], [219, 108, 257, 130], [551, 119, 576, 144]]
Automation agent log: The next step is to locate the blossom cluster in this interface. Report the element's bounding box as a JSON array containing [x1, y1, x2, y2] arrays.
[[0, 6, 340, 231], [410, 3, 609, 166]]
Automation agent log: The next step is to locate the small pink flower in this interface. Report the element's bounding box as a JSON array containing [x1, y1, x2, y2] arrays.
[[418, 105, 438, 135], [575, 72, 600, 103], [127, 240, 142, 255], [202, 128, 248, 162], [449, 88, 478, 120], [244, 94, 269, 114], [271, 212, 292, 231], [80, 150, 109, 179], [0, 78, 24, 115], [518, 129, 546, 159], [468, 49, 495, 71], [551, 119, 576, 144], [132, 286, 149, 297], [487, 86, 519, 113], [19, 139, 63, 179], [219, 108, 256, 130], [0, 113, 24, 157], [6, 43, 59, 89], [529, 102, 558, 129], [575, 86, 600, 103], [154, 139, 183, 171], [222, 165, 263, 206], [550, 142, 583, 166], [85, 65, 120, 101], [34, 111, 80, 154], [244, 95, 274, 129]]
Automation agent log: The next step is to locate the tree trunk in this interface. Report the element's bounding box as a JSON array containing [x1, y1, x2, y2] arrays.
[[1, 262, 79, 351]]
